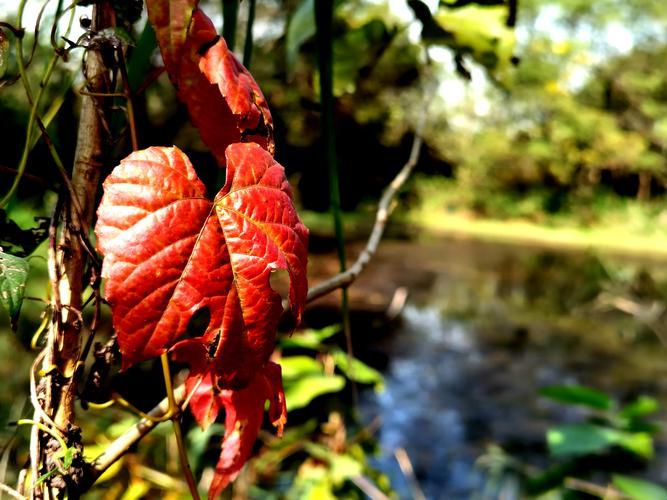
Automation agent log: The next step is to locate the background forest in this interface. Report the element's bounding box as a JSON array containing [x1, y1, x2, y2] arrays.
[[3, 0, 667, 498]]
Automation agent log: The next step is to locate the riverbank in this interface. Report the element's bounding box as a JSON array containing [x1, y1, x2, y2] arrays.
[[410, 212, 667, 260], [301, 180, 667, 260], [408, 177, 667, 260]]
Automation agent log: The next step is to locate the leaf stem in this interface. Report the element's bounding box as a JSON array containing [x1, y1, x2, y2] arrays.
[[118, 47, 139, 150], [160, 353, 201, 500], [1, 0, 76, 208], [171, 418, 200, 500], [0, 54, 59, 208]]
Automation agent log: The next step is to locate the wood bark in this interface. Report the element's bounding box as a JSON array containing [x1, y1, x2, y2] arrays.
[[32, 3, 116, 497]]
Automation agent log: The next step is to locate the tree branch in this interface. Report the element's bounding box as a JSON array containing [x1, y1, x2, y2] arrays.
[[306, 113, 425, 303], [86, 385, 186, 486], [86, 111, 427, 484]]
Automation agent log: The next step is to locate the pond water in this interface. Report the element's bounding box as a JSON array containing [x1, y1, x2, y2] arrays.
[[320, 237, 667, 499]]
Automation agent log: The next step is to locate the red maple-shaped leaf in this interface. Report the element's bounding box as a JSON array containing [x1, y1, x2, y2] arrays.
[[147, 1, 274, 164], [95, 143, 308, 372]]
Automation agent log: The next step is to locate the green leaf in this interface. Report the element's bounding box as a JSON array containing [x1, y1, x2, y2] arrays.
[[280, 355, 325, 379], [302, 442, 364, 486], [253, 420, 318, 473], [284, 374, 346, 411], [286, 0, 315, 74], [35, 468, 58, 486], [332, 349, 384, 390], [617, 431, 654, 459], [539, 385, 613, 410], [62, 447, 74, 468], [127, 22, 157, 92], [280, 325, 340, 350], [547, 424, 653, 459], [29, 73, 75, 151], [620, 396, 660, 420], [547, 424, 620, 457], [186, 423, 225, 471], [0, 251, 29, 329], [120, 479, 151, 500], [328, 454, 364, 486], [613, 475, 667, 500]]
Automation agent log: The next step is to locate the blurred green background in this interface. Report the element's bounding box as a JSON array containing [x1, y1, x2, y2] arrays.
[[3, 0, 667, 498]]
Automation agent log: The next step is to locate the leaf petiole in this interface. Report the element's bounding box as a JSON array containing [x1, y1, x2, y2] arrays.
[[160, 353, 201, 500]]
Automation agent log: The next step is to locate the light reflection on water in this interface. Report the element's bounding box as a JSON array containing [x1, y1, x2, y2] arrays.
[[355, 239, 667, 499], [360, 305, 483, 499]]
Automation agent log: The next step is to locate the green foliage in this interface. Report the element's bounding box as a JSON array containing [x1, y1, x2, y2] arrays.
[[539, 384, 613, 410], [0, 251, 29, 330], [541, 385, 659, 462], [279, 325, 385, 409], [487, 385, 664, 497], [281, 357, 346, 411], [286, 0, 315, 74], [233, 325, 392, 498], [547, 423, 653, 459], [331, 349, 383, 390], [613, 474, 667, 500]]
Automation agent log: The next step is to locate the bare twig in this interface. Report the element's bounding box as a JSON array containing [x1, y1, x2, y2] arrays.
[[0, 22, 24, 38], [306, 112, 426, 304], [564, 477, 627, 499], [87, 385, 187, 485], [0, 165, 48, 187], [0, 482, 26, 500], [394, 447, 426, 500], [117, 47, 139, 151], [350, 475, 390, 500]]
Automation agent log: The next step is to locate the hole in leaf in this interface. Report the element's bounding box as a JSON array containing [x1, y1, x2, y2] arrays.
[[269, 269, 290, 305], [208, 330, 221, 358], [185, 306, 211, 339]]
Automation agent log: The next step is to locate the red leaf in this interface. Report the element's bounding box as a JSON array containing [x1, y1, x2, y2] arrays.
[[192, 362, 286, 499], [145, 0, 198, 76], [147, 2, 274, 164], [187, 361, 286, 434], [95, 143, 308, 372]]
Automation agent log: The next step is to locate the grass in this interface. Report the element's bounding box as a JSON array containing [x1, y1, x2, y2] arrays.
[[301, 175, 667, 260]]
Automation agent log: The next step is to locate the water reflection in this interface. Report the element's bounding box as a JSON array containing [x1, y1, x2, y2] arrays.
[[354, 239, 667, 499]]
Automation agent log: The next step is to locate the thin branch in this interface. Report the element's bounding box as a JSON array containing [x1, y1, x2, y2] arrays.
[[117, 48, 139, 151], [222, 0, 239, 51], [564, 477, 626, 499], [0, 482, 26, 500], [87, 385, 186, 485], [0, 22, 24, 38], [0, 165, 48, 187], [394, 447, 426, 500], [306, 112, 426, 303], [349, 475, 390, 500]]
